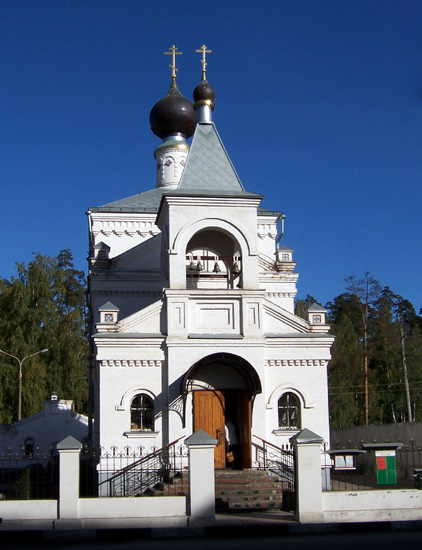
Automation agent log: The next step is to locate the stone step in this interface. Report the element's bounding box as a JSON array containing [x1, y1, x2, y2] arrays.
[[214, 469, 285, 511], [216, 489, 284, 498], [215, 479, 284, 488], [149, 469, 294, 512]]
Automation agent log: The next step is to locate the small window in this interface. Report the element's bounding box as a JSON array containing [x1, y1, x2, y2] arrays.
[[130, 394, 154, 431], [24, 437, 34, 456], [278, 393, 301, 430]]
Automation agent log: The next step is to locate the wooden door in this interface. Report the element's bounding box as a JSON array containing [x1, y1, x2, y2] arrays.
[[193, 390, 226, 468], [240, 391, 252, 469]]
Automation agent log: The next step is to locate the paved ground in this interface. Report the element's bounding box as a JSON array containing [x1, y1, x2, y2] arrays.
[[2, 512, 422, 549], [3, 523, 422, 550]]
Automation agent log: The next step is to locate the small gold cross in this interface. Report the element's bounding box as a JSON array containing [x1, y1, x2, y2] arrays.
[[196, 45, 212, 79], [164, 45, 182, 80]]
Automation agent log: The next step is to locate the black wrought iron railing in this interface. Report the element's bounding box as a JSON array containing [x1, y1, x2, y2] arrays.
[[96, 438, 188, 497], [252, 435, 295, 490]]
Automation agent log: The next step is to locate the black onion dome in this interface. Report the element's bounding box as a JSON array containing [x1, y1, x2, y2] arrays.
[[193, 79, 215, 105], [149, 80, 196, 140]]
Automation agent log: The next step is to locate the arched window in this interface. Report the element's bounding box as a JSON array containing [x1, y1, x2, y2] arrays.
[[23, 437, 34, 456], [278, 393, 301, 430], [130, 394, 154, 431]]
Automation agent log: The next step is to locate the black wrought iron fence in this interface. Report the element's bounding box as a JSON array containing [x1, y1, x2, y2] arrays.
[[324, 440, 422, 491], [80, 438, 189, 498], [0, 447, 58, 500]]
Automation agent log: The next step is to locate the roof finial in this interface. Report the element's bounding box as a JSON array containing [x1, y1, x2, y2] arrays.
[[165, 45, 182, 81], [196, 44, 212, 80]]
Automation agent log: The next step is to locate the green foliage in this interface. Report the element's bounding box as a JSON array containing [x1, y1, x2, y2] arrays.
[[328, 313, 364, 426], [323, 276, 422, 427], [15, 468, 31, 500], [0, 250, 87, 423]]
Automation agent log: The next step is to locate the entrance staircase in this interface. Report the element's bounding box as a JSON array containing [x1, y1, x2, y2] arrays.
[[215, 469, 289, 512]]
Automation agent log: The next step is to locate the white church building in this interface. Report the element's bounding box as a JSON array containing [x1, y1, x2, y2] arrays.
[[87, 47, 334, 471]]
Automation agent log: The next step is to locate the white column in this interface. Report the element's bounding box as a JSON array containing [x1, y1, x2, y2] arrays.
[[290, 429, 324, 523], [185, 429, 217, 526], [57, 436, 82, 519]]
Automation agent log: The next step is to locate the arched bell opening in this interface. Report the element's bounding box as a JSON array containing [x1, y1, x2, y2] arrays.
[[185, 229, 242, 289], [181, 353, 261, 469]]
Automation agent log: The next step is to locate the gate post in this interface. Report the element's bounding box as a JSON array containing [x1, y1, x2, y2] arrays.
[[185, 429, 217, 526], [290, 429, 324, 523], [57, 436, 82, 520]]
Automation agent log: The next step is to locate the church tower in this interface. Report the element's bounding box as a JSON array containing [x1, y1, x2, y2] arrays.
[[87, 46, 334, 474]]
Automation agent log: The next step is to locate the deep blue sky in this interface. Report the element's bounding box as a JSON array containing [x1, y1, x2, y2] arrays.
[[1, 1, 421, 311]]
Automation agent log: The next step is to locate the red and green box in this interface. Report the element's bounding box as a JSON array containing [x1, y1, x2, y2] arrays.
[[375, 450, 397, 485]]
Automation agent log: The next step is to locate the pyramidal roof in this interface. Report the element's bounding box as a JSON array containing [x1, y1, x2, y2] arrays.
[[90, 122, 261, 214], [178, 122, 254, 195]]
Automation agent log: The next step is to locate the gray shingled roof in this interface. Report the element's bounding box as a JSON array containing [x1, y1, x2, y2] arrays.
[[178, 123, 248, 194], [89, 188, 168, 214], [89, 122, 274, 214], [307, 303, 327, 313]]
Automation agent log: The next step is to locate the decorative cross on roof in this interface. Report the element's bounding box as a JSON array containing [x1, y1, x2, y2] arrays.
[[164, 45, 182, 80], [196, 44, 212, 79]]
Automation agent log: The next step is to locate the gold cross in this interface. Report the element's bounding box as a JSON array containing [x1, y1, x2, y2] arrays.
[[164, 45, 182, 80], [196, 44, 212, 79]]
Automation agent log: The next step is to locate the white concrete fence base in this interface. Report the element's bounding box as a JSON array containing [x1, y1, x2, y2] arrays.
[[0, 432, 217, 531], [290, 428, 422, 524]]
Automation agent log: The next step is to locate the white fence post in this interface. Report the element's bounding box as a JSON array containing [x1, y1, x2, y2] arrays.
[[57, 435, 82, 519], [185, 429, 217, 526], [290, 428, 324, 523]]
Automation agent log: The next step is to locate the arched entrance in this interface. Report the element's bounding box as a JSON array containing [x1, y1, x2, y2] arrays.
[[181, 353, 262, 469]]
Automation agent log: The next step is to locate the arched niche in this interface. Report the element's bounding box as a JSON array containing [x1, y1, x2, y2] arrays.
[[168, 217, 256, 290], [185, 228, 242, 289]]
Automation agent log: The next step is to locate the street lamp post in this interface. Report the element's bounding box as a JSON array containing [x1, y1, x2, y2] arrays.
[[0, 348, 48, 421]]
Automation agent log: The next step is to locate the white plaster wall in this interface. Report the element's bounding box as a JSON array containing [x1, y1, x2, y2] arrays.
[[89, 212, 160, 259], [322, 490, 422, 522], [262, 278, 298, 314], [79, 496, 186, 518], [257, 236, 277, 259], [95, 351, 165, 453], [0, 500, 57, 521], [264, 361, 330, 448]]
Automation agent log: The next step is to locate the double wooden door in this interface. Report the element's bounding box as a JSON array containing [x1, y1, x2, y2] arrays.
[[193, 390, 251, 469]]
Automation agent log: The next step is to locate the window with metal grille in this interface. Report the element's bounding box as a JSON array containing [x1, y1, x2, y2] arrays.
[[278, 393, 301, 429], [130, 394, 154, 431]]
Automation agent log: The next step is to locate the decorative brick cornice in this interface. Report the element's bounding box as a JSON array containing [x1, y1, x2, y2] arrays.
[[265, 359, 328, 367], [93, 291, 162, 297], [91, 217, 160, 239], [257, 231, 277, 240], [100, 360, 162, 368], [266, 292, 296, 299]]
